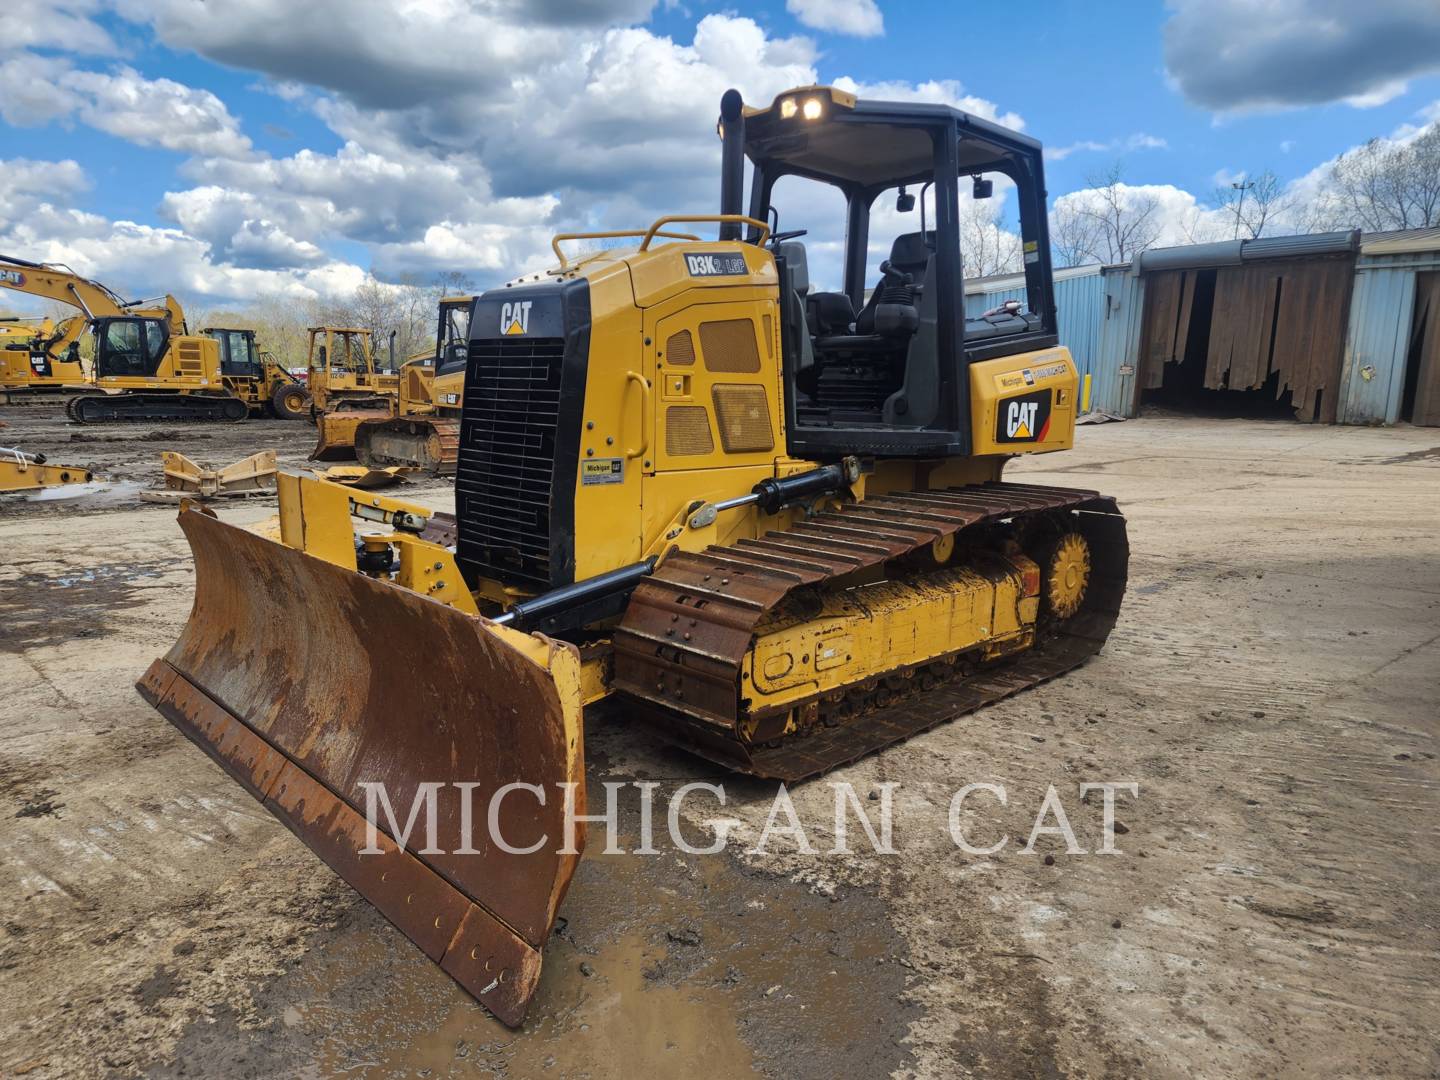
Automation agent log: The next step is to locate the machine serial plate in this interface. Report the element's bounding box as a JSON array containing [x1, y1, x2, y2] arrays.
[[581, 458, 625, 485]]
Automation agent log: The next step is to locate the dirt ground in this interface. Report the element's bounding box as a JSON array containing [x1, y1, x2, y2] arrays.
[[1, 404, 1437, 1079]]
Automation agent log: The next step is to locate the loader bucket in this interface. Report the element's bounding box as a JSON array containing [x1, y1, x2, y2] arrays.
[[137, 507, 585, 1026]]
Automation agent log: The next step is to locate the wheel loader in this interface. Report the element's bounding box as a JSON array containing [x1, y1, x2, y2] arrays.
[[203, 327, 311, 419], [351, 295, 473, 475], [307, 325, 402, 460], [0, 254, 249, 421], [138, 87, 1128, 1027]]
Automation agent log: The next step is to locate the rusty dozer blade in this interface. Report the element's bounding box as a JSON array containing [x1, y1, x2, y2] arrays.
[[310, 408, 377, 461], [136, 507, 585, 1026]]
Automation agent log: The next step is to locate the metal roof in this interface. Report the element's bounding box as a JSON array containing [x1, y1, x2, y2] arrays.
[[1359, 227, 1440, 255], [1135, 230, 1359, 272]]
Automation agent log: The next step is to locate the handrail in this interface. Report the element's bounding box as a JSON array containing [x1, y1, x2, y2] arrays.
[[550, 229, 701, 270], [623, 370, 651, 460], [639, 215, 770, 250]]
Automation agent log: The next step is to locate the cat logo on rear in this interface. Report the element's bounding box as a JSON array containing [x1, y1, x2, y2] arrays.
[[995, 389, 1052, 443], [499, 301, 532, 336]]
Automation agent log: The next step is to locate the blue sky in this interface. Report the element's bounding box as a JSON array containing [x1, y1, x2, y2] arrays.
[[2, 0, 1439, 307]]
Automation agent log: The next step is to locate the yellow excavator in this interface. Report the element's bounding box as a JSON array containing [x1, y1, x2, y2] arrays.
[[139, 87, 1128, 1026], [0, 314, 90, 394], [307, 325, 401, 459], [0, 254, 256, 422], [351, 295, 472, 475]]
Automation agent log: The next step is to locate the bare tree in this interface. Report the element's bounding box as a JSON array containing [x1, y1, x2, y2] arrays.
[[1049, 200, 1103, 268], [1325, 126, 1440, 230], [1212, 170, 1293, 238], [957, 199, 1022, 278], [1049, 164, 1163, 266]]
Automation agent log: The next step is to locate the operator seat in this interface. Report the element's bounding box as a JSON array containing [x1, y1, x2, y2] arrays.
[[854, 231, 932, 335], [813, 231, 928, 351]]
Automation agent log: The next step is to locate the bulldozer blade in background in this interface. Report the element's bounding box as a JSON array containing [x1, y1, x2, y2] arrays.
[[137, 507, 585, 1026], [309, 409, 372, 461]]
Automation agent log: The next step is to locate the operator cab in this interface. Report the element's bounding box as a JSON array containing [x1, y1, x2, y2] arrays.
[[725, 86, 1057, 457], [93, 316, 170, 379], [435, 298, 471, 377], [205, 328, 265, 379]]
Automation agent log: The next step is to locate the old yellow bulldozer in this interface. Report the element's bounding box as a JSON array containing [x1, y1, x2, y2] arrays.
[[139, 87, 1127, 1026], [307, 325, 401, 459], [350, 295, 472, 475]]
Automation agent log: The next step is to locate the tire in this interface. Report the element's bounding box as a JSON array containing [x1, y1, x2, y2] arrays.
[[271, 384, 311, 420]]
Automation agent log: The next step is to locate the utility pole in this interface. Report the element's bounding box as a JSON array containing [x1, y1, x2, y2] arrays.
[[1231, 179, 1255, 239]]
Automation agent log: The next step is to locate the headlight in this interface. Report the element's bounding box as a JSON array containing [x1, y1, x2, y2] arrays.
[[802, 97, 823, 120], [779, 98, 798, 119]]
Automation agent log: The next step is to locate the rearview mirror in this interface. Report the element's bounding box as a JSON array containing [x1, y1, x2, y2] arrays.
[[972, 176, 993, 200], [896, 186, 916, 212]]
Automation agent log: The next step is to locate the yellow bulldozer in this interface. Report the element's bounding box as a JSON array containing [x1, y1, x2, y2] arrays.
[[139, 87, 1128, 1026], [350, 295, 472, 475], [307, 325, 401, 459], [0, 254, 274, 422]]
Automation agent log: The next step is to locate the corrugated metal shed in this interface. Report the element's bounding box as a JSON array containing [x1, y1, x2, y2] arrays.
[[1094, 264, 1144, 415], [1136, 230, 1358, 271], [1338, 234, 1440, 424], [965, 264, 1105, 383], [1139, 241, 1241, 271], [1359, 228, 1440, 256], [1242, 230, 1359, 260]]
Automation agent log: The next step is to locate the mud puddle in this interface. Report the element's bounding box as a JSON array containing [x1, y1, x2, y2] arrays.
[[147, 775, 918, 1078], [0, 558, 178, 650]]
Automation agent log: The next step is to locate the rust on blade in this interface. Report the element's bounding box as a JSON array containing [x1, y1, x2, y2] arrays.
[[136, 507, 584, 1026]]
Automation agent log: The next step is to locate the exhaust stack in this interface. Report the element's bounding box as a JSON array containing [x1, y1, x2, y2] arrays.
[[718, 89, 745, 241]]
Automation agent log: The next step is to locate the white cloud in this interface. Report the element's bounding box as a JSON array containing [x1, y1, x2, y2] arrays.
[[0, 56, 252, 159], [1047, 133, 1168, 161], [0, 6, 1039, 303], [0, 0, 115, 57], [1164, 0, 1440, 112], [65, 66, 253, 159], [786, 0, 884, 38], [831, 76, 1024, 131]]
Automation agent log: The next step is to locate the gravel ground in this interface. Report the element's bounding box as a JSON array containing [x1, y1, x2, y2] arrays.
[[1, 405, 1437, 1079]]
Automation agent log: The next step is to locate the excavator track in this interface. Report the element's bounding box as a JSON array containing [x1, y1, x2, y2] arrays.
[[66, 392, 248, 424], [613, 481, 1127, 781], [355, 417, 460, 476]]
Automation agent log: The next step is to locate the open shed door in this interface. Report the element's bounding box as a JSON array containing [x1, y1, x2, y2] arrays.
[[1406, 273, 1440, 427]]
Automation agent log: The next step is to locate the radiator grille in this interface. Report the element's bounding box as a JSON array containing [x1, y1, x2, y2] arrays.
[[665, 405, 714, 456], [455, 336, 566, 588], [711, 384, 774, 452], [177, 340, 205, 376], [700, 319, 760, 373]]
